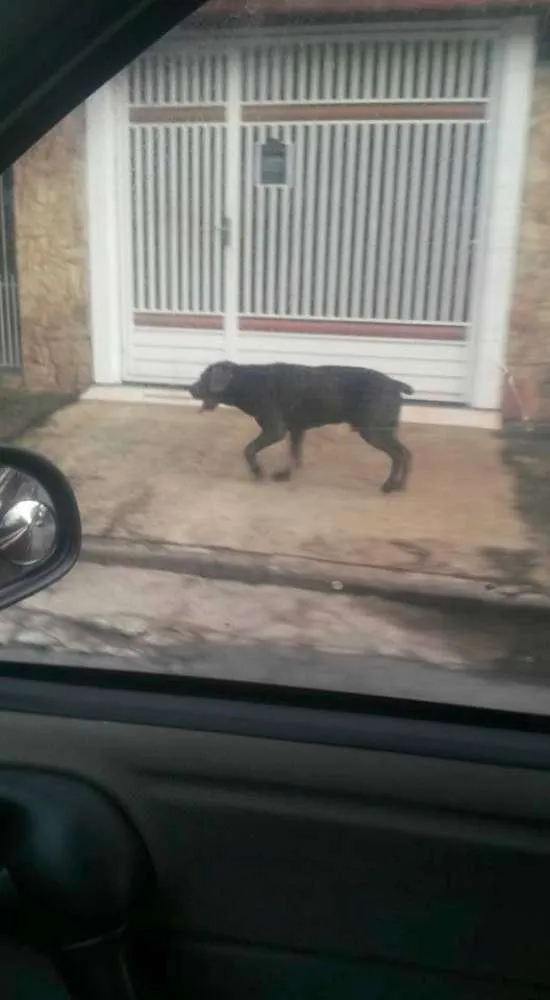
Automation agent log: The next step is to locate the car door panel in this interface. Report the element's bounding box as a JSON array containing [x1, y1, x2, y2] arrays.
[[174, 943, 550, 999], [1, 676, 550, 997]]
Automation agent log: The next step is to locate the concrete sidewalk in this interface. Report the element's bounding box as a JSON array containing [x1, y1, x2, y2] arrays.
[[4, 559, 550, 713], [17, 399, 545, 592]]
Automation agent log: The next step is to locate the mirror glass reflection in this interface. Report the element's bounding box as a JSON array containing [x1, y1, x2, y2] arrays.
[[0, 467, 57, 585]]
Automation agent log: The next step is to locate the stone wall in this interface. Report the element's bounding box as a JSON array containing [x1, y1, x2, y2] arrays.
[[12, 107, 92, 395], [506, 60, 550, 424]]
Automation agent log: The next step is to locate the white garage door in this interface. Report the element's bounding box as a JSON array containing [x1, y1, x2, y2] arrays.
[[124, 28, 495, 402]]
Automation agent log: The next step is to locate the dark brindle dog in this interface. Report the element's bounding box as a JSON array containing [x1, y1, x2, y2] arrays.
[[188, 361, 412, 493]]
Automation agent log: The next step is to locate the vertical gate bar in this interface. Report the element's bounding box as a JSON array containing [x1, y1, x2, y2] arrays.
[[417, 39, 429, 99], [289, 125, 305, 316], [252, 128, 263, 314], [400, 124, 423, 320], [389, 41, 401, 98], [259, 47, 269, 102], [471, 40, 487, 98], [363, 42, 374, 100], [375, 42, 388, 99], [189, 54, 197, 104], [326, 122, 345, 318], [310, 42, 321, 102], [350, 124, 369, 318], [272, 46, 282, 102], [314, 124, 332, 316], [413, 123, 437, 320], [242, 47, 251, 103], [375, 122, 396, 318], [282, 45, 293, 102], [213, 124, 224, 314], [132, 128, 145, 311], [157, 125, 167, 311], [326, 40, 335, 99], [159, 54, 167, 103], [337, 122, 357, 318], [336, 42, 347, 99], [389, 122, 411, 319], [173, 54, 182, 104], [349, 43, 360, 101], [197, 52, 204, 104], [141, 57, 149, 103], [215, 51, 224, 103], [458, 39, 473, 99], [254, 127, 266, 314], [277, 126, 290, 316], [191, 122, 201, 311], [427, 122, 452, 321], [129, 127, 138, 313], [205, 53, 212, 103], [301, 124, 318, 315], [145, 56, 154, 103], [444, 40, 458, 98], [402, 41, 415, 99], [363, 123, 383, 317], [165, 54, 174, 104], [169, 125, 179, 311], [297, 43, 308, 101], [145, 124, 157, 310], [453, 123, 481, 323], [430, 40, 444, 98], [266, 134, 278, 315], [241, 125, 252, 314], [182, 52, 189, 104], [202, 124, 212, 313], [440, 123, 466, 322], [224, 48, 241, 355], [180, 125, 190, 312]]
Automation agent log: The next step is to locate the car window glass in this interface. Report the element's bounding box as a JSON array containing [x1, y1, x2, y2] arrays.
[[1, 0, 549, 713]]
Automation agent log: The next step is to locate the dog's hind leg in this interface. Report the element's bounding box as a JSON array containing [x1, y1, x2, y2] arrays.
[[244, 423, 286, 480], [272, 427, 305, 482], [357, 426, 411, 493]]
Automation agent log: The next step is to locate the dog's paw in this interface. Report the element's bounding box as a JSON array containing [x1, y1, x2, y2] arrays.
[[380, 481, 398, 494], [272, 468, 292, 482]]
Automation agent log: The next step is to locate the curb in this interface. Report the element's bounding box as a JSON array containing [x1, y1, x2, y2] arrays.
[[80, 535, 550, 619]]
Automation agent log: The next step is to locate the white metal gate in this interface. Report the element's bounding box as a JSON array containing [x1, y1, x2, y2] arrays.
[[125, 29, 496, 401]]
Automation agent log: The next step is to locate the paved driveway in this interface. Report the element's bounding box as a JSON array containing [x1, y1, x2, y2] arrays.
[[18, 399, 542, 588]]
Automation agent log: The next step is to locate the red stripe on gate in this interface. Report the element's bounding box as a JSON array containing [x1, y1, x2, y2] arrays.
[[133, 314, 466, 341], [130, 106, 226, 124], [238, 318, 466, 341], [134, 313, 223, 330], [242, 102, 485, 123]]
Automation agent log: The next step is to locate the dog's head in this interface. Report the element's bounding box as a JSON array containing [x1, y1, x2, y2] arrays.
[[188, 361, 235, 411]]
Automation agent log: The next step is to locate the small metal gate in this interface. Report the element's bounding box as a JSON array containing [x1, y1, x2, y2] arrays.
[[0, 170, 21, 370], [125, 29, 495, 400]]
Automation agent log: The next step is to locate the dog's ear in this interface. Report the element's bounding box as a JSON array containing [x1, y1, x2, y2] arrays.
[[208, 361, 234, 395]]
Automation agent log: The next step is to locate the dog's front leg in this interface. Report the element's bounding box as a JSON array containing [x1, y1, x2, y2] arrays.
[[272, 427, 305, 482], [244, 423, 286, 480]]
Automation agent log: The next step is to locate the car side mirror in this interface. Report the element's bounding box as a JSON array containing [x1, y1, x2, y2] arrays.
[[0, 446, 81, 609]]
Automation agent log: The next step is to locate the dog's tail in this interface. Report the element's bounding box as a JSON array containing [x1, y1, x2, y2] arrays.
[[396, 380, 414, 396]]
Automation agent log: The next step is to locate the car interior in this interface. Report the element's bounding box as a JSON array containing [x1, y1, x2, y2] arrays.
[[2, 2, 550, 998]]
